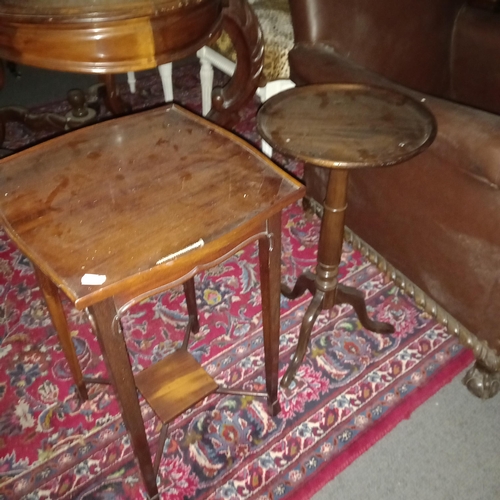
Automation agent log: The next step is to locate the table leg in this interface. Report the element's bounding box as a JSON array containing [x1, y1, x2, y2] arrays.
[[181, 278, 200, 350], [280, 289, 324, 388], [183, 278, 200, 334], [336, 285, 394, 334], [100, 74, 132, 115], [281, 169, 394, 388], [34, 265, 89, 401], [89, 298, 158, 500], [281, 270, 316, 299], [258, 212, 282, 416]]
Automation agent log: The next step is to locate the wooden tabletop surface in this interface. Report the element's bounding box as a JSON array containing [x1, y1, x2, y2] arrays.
[[0, 105, 303, 308], [257, 83, 437, 169]]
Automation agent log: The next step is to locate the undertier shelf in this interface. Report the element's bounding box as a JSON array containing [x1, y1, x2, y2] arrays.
[[135, 349, 219, 424]]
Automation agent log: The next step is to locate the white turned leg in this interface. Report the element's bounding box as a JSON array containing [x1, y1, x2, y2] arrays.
[[197, 46, 237, 116], [158, 63, 174, 102], [198, 46, 236, 76], [127, 71, 137, 94], [197, 48, 215, 116]]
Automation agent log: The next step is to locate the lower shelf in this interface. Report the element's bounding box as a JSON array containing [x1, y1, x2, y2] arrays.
[[135, 349, 219, 424]]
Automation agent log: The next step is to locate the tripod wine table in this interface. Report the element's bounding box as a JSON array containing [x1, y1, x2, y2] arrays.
[[258, 84, 437, 388]]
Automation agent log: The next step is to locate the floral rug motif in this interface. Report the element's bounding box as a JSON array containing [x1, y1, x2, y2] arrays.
[[0, 64, 472, 499]]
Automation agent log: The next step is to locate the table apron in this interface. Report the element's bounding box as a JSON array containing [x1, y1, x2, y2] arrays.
[[0, 2, 222, 73]]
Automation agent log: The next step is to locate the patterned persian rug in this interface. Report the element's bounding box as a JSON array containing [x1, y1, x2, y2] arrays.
[[0, 64, 473, 499]]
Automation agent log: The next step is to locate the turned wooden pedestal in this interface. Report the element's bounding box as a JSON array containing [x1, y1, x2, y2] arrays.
[[258, 84, 437, 388]]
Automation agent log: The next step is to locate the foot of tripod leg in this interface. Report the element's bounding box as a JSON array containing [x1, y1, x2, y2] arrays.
[[336, 284, 394, 334]]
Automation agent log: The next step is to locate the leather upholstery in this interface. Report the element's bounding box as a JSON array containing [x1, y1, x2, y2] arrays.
[[287, 0, 500, 354], [452, 6, 500, 113], [289, 0, 463, 96]]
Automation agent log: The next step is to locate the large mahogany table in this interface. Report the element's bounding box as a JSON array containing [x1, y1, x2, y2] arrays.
[[0, 0, 264, 141], [258, 84, 437, 388]]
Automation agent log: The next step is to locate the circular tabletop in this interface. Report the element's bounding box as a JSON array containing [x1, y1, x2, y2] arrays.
[[0, 0, 204, 21], [257, 84, 437, 169]]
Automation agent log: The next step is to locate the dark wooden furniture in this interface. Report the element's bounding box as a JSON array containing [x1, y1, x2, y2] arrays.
[[287, 0, 500, 398], [0, 0, 264, 144], [0, 103, 304, 498], [258, 84, 436, 387]]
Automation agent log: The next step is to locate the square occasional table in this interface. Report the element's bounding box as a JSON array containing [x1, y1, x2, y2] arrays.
[[0, 104, 304, 498]]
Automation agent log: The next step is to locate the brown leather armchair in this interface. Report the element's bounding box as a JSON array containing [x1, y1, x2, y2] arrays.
[[287, 0, 500, 397]]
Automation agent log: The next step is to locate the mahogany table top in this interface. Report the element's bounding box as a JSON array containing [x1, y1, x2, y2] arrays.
[[0, 0, 223, 73], [257, 83, 437, 170], [0, 105, 303, 309], [0, 0, 206, 21]]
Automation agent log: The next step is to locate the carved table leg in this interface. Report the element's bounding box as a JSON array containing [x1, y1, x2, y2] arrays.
[[89, 298, 158, 500], [207, 0, 265, 127], [281, 169, 394, 387], [463, 361, 500, 399]]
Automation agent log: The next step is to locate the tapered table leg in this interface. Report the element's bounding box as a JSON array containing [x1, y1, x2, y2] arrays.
[[89, 298, 158, 500], [34, 266, 89, 401], [258, 213, 282, 416], [181, 278, 200, 350], [183, 278, 200, 335]]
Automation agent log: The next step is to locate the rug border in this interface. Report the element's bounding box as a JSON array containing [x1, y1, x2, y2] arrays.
[[285, 348, 475, 500]]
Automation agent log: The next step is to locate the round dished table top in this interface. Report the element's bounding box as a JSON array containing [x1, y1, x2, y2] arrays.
[[257, 83, 437, 170]]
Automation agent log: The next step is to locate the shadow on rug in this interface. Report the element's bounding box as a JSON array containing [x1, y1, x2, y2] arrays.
[[0, 64, 473, 500]]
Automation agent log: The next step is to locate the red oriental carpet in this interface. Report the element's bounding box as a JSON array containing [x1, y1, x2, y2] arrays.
[[0, 64, 473, 500]]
